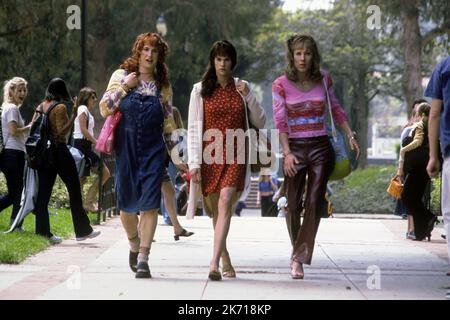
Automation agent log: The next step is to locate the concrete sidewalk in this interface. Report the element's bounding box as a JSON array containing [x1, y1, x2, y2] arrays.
[[0, 210, 448, 300]]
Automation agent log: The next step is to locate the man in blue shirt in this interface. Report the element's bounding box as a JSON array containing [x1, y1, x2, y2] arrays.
[[425, 56, 450, 279]]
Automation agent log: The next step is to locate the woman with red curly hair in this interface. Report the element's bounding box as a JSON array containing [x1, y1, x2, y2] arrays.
[[100, 32, 188, 279]]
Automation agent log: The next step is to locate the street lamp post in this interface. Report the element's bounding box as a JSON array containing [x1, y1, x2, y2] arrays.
[[80, 0, 87, 88], [156, 14, 167, 36]]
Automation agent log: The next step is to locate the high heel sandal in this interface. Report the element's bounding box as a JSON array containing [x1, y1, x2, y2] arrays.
[[222, 264, 236, 278], [174, 228, 194, 241], [290, 261, 304, 280], [425, 216, 437, 241], [208, 269, 222, 281]]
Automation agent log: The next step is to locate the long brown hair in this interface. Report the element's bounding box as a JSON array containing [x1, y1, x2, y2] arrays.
[[76, 87, 96, 109], [416, 102, 431, 131], [200, 40, 237, 98], [285, 34, 322, 83], [120, 32, 170, 91]]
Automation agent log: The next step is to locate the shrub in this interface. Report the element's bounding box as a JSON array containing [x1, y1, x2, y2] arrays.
[[0, 174, 97, 209], [330, 165, 442, 214], [330, 166, 397, 213]]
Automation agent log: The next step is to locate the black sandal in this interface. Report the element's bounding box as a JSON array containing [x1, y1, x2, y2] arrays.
[[174, 229, 194, 241]]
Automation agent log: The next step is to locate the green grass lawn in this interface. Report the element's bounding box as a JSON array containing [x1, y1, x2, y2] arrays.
[[0, 207, 98, 264]]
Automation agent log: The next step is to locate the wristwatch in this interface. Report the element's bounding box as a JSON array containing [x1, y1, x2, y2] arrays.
[[347, 131, 357, 140]]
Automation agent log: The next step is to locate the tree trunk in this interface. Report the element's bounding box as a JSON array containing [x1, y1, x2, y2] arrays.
[[352, 70, 368, 169], [401, 2, 422, 116], [86, 1, 112, 136]]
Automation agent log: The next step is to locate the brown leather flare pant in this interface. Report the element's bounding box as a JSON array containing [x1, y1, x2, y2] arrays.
[[285, 136, 334, 265]]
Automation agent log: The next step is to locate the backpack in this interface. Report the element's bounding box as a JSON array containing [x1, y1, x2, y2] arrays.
[[25, 101, 59, 169], [0, 105, 4, 154]]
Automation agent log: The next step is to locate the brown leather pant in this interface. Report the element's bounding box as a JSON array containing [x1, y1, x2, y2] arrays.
[[285, 136, 334, 265]]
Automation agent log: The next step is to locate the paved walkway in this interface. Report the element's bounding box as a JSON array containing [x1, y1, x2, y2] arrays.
[[0, 210, 448, 300]]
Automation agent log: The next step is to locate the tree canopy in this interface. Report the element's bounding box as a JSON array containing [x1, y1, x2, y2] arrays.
[[0, 0, 448, 167]]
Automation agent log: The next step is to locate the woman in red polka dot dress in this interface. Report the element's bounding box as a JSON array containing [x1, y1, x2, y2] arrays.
[[202, 77, 246, 196], [187, 40, 266, 281]]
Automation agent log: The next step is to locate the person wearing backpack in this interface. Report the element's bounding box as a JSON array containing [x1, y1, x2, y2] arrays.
[[0, 77, 32, 231], [33, 78, 100, 244]]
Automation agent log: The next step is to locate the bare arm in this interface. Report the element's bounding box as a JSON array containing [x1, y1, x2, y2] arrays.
[[338, 121, 360, 159], [400, 122, 424, 157], [79, 112, 96, 144], [7, 121, 31, 137], [280, 132, 298, 177], [427, 99, 442, 178]]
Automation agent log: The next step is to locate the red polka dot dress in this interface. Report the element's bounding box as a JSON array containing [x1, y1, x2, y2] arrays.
[[201, 81, 246, 196]]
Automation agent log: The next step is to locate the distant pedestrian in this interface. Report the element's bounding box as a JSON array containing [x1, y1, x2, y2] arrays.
[[72, 87, 110, 212], [257, 169, 278, 217], [160, 106, 194, 240], [395, 98, 427, 239], [34, 78, 100, 244], [398, 102, 435, 241], [0, 77, 31, 231]]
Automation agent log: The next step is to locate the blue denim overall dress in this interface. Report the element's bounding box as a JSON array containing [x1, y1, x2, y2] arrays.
[[115, 89, 165, 212]]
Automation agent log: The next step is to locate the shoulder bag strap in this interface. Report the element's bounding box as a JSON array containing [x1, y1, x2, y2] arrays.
[[322, 72, 337, 142]]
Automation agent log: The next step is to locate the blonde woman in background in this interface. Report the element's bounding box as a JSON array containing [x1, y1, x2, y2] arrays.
[[0, 77, 31, 231]]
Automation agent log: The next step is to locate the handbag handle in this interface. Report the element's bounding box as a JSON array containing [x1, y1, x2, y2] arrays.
[[322, 72, 337, 142]]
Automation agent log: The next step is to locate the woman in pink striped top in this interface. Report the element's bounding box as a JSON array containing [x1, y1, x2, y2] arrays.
[[272, 34, 360, 279]]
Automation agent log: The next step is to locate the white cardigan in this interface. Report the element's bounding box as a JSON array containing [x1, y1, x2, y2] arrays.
[[186, 78, 266, 218]]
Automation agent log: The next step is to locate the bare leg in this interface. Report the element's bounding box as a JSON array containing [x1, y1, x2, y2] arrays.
[[79, 176, 86, 196], [138, 210, 158, 253], [101, 165, 110, 186], [408, 215, 415, 238], [162, 181, 183, 234], [120, 211, 139, 239], [85, 166, 111, 211], [211, 204, 235, 277], [210, 188, 236, 275]]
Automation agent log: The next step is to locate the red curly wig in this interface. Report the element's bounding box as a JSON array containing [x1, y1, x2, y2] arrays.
[[120, 32, 170, 90]]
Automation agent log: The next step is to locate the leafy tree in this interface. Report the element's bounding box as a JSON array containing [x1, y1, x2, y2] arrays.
[[0, 0, 81, 121], [84, 0, 281, 122], [381, 0, 450, 113], [248, 0, 448, 168]]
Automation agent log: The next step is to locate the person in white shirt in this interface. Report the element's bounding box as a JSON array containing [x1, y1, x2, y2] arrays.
[[73, 87, 110, 212], [0, 77, 31, 231]]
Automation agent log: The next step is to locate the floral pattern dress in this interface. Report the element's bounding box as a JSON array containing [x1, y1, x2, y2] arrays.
[[201, 81, 246, 196]]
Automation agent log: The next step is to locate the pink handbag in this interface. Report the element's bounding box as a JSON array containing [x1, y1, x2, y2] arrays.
[[95, 111, 122, 155]]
